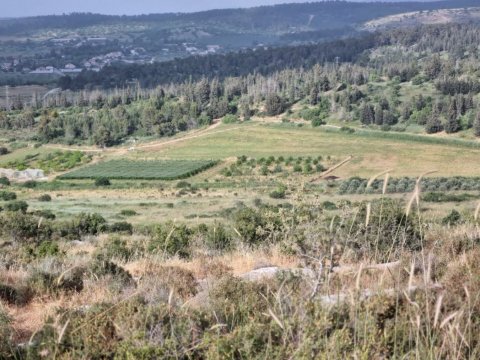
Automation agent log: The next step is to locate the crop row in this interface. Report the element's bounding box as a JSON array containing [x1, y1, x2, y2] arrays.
[[58, 160, 218, 180]]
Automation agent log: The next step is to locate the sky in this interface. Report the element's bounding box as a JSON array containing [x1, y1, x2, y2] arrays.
[[2, 0, 313, 18]]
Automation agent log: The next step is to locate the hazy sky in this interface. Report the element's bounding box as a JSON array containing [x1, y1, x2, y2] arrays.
[[2, 0, 319, 18]]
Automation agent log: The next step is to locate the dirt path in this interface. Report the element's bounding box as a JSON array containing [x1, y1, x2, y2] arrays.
[[136, 123, 259, 150], [39, 121, 250, 154], [40, 145, 104, 152]]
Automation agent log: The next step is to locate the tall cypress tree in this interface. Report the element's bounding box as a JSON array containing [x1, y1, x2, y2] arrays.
[[374, 104, 383, 125], [425, 107, 443, 134], [360, 102, 373, 125], [444, 101, 459, 134], [309, 87, 318, 105], [474, 109, 480, 137]]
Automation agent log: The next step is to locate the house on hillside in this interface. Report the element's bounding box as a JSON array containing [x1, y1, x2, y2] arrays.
[[65, 63, 76, 69]]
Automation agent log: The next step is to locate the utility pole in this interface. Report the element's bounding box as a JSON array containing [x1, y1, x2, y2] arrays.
[[5, 86, 9, 111]]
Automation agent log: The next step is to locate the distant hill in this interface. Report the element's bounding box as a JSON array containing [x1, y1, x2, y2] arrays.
[[0, 0, 479, 38], [359, 7, 480, 31]]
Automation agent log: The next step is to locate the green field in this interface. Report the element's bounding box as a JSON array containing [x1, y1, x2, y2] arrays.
[[57, 160, 217, 180]]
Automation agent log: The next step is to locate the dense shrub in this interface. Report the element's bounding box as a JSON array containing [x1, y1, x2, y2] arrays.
[[0, 283, 29, 305], [0, 147, 8, 155], [88, 254, 133, 286], [94, 177, 111, 186], [38, 194, 52, 202], [201, 221, 233, 251], [0, 177, 10, 186], [4, 200, 28, 213], [9, 142, 28, 150], [270, 188, 286, 199], [108, 221, 133, 234], [176, 181, 191, 188], [222, 114, 238, 124], [339, 176, 480, 195], [27, 267, 84, 296], [0, 211, 50, 245], [99, 236, 134, 261], [0, 191, 16, 201], [422, 192, 477, 203], [37, 241, 60, 257], [231, 207, 268, 246], [345, 199, 421, 261], [147, 222, 192, 258], [442, 210, 462, 226], [210, 276, 271, 329], [21, 180, 37, 189], [31, 209, 56, 220], [120, 209, 137, 216]]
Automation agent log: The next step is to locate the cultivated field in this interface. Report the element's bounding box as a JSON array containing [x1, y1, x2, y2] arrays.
[[58, 160, 217, 180], [130, 123, 480, 178]]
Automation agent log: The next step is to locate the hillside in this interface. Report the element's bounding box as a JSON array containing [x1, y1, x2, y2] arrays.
[[1, 0, 479, 38], [4, 2, 480, 359], [359, 6, 480, 31]]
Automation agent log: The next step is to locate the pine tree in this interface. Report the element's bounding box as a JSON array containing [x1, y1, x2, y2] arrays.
[[383, 110, 393, 126], [32, 91, 40, 109], [241, 100, 250, 121], [444, 102, 459, 134], [60, 91, 68, 108], [265, 93, 284, 116], [374, 104, 383, 125], [401, 105, 411, 123], [474, 110, 480, 137], [13, 95, 23, 111], [360, 102, 374, 125], [195, 78, 210, 106], [425, 108, 443, 134], [309, 87, 318, 105]]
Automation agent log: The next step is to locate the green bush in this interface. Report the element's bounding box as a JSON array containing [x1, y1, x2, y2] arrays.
[[422, 192, 477, 203], [442, 210, 462, 226], [88, 254, 133, 285], [147, 222, 192, 258], [27, 267, 84, 296], [94, 177, 111, 186], [270, 188, 286, 199], [9, 142, 28, 150], [38, 194, 52, 202], [0, 191, 16, 201], [108, 221, 133, 234], [231, 208, 268, 246], [0, 177, 10, 186], [303, 164, 313, 174], [21, 180, 37, 189], [293, 164, 302, 172], [340, 126, 355, 133], [120, 209, 137, 216], [5, 200, 28, 214], [0, 147, 8, 155], [31, 209, 56, 220], [222, 114, 238, 124], [37, 241, 60, 257], [322, 201, 338, 210], [176, 181, 191, 188], [99, 236, 133, 261], [0, 283, 29, 305], [202, 221, 232, 251]]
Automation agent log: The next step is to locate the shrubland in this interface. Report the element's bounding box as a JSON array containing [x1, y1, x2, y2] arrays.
[[1, 176, 480, 358]]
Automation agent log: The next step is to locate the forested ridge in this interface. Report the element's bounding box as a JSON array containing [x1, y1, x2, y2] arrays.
[[1, 0, 478, 36], [64, 22, 480, 90]]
